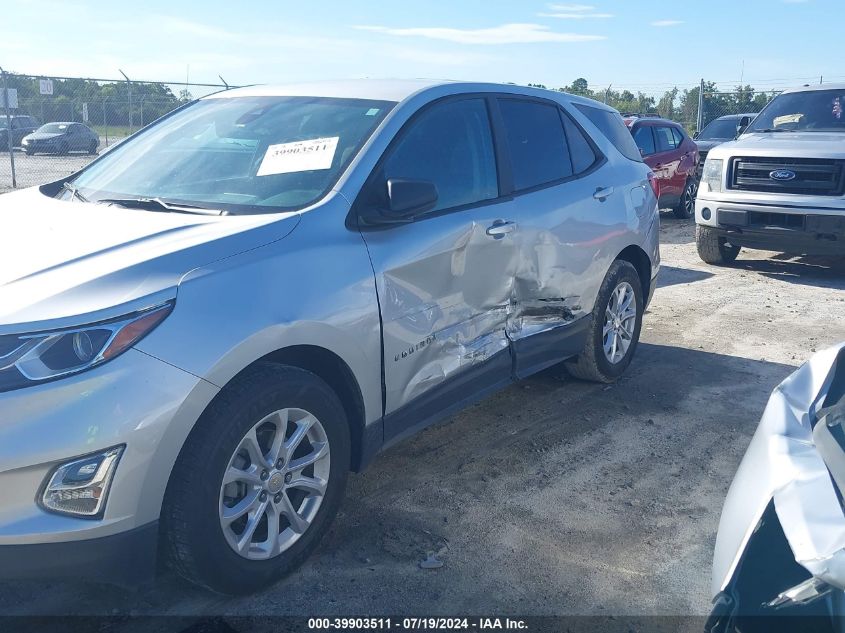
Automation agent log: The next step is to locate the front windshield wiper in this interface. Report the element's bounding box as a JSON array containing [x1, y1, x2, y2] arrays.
[[96, 197, 225, 216], [62, 182, 89, 203]]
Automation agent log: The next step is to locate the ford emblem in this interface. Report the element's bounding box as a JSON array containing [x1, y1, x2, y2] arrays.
[[769, 169, 797, 181]]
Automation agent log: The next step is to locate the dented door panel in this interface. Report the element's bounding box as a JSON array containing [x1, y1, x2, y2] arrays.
[[508, 163, 634, 372], [363, 205, 520, 413]]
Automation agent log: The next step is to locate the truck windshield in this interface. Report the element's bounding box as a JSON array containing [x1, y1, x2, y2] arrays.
[[700, 118, 748, 140], [69, 95, 395, 214], [747, 89, 845, 133]]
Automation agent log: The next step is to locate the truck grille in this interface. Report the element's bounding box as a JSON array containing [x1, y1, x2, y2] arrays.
[[728, 157, 845, 196]]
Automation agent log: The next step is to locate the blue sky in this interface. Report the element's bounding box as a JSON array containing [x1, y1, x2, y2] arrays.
[[2, 0, 840, 96]]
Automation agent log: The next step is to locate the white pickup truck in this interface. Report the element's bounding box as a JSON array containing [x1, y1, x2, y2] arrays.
[[695, 83, 845, 264]]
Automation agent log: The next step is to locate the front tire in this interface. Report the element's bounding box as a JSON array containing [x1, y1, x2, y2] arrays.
[[162, 363, 351, 595], [673, 179, 697, 219], [566, 260, 644, 383], [696, 225, 740, 265]]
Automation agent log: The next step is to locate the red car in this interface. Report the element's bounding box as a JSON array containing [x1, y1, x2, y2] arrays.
[[623, 115, 698, 219]]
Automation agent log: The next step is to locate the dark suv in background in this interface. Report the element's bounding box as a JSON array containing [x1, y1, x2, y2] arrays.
[[0, 115, 39, 148], [693, 112, 757, 171], [624, 115, 699, 218]]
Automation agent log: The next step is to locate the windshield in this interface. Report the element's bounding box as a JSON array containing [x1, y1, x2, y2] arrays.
[[747, 89, 845, 133], [699, 117, 749, 140], [70, 95, 395, 214], [39, 123, 69, 133]]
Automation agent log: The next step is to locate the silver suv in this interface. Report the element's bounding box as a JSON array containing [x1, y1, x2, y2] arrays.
[[696, 84, 845, 264], [0, 80, 658, 594]]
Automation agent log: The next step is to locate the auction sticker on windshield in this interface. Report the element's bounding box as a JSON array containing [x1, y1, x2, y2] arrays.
[[257, 136, 339, 176]]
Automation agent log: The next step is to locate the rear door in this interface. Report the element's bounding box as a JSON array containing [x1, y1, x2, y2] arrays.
[[357, 96, 520, 442], [495, 96, 616, 376], [653, 125, 683, 204]]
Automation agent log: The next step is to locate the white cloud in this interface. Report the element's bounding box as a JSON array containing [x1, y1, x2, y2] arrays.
[[353, 23, 605, 45], [651, 20, 684, 27], [538, 12, 614, 19], [546, 3, 597, 10]]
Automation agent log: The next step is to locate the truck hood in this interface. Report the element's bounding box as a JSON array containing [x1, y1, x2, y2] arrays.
[[710, 132, 845, 159], [0, 187, 302, 332]]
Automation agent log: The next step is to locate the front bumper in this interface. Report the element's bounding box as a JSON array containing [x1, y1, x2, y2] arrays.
[[0, 521, 159, 587], [0, 348, 218, 580], [695, 198, 845, 255]]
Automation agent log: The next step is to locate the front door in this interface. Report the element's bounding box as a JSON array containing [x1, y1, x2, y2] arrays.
[[357, 96, 520, 443]]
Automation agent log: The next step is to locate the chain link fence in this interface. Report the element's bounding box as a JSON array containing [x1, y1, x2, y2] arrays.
[[0, 73, 810, 192], [1, 72, 236, 191]]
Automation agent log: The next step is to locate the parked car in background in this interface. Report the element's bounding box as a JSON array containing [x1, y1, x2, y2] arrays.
[[22, 122, 99, 155], [708, 343, 845, 633], [694, 113, 758, 175], [0, 80, 659, 595], [695, 84, 845, 264], [0, 115, 39, 148], [624, 115, 699, 218]]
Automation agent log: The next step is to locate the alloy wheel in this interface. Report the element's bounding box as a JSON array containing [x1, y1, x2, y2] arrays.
[[218, 408, 330, 560], [602, 281, 637, 364], [683, 181, 698, 217]]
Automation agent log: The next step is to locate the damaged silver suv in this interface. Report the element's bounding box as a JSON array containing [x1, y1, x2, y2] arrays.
[[0, 80, 658, 594], [696, 84, 845, 264]]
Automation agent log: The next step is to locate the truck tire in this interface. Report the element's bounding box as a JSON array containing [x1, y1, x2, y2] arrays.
[[162, 363, 351, 595], [696, 225, 740, 265]]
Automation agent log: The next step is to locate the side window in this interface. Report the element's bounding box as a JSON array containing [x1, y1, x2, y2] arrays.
[[382, 98, 498, 213], [654, 126, 679, 152], [574, 103, 643, 162], [632, 125, 656, 156], [671, 127, 685, 146], [499, 99, 572, 190], [561, 112, 598, 174]]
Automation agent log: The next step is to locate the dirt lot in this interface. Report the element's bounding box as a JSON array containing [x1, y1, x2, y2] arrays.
[[2, 216, 844, 620]]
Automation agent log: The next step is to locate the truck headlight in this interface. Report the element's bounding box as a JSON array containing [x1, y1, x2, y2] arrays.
[[0, 302, 173, 392], [41, 446, 124, 517], [702, 158, 723, 193]]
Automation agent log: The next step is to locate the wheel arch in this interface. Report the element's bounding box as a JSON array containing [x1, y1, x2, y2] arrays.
[[615, 244, 652, 300], [256, 345, 370, 472]]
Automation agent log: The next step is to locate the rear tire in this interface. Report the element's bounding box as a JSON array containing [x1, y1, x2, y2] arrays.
[[566, 260, 644, 383], [162, 363, 351, 595], [673, 179, 697, 219], [696, 225, 740, 265]]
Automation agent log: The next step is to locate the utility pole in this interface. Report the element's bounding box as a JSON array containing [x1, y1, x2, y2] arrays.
[[119, 69, 132, 133], [1, 66, 16, 188], [697, 78, 704, 134]]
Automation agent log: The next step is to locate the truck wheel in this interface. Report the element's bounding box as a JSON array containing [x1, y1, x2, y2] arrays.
[[696, 225, 740, 265], [162, 363, 351, 595], [566, 259, 643, 383], [673, 179, 697, 219]]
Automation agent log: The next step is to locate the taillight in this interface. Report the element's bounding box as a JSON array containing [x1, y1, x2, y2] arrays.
[[647, 172, 660, 200]]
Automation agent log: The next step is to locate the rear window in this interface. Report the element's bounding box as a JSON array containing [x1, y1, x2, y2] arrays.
[[499, 99, 572, 190], [575, 103, 643, 162]]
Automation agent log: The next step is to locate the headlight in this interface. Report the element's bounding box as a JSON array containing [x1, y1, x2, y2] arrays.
[[0, 302, 173, 392], [702, 158, 724, 193]]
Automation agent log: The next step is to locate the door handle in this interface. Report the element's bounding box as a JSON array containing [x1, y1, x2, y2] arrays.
[[486, 220, 517, 238], [593, 186, 614, 201]]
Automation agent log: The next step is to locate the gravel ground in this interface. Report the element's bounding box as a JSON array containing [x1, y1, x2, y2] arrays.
[[1, 216, 844, 620]]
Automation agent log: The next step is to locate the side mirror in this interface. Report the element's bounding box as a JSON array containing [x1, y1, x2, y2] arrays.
[[386, 178, 438, 218], [356, 178, 439, 227], [736, 116, 752, 136]]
